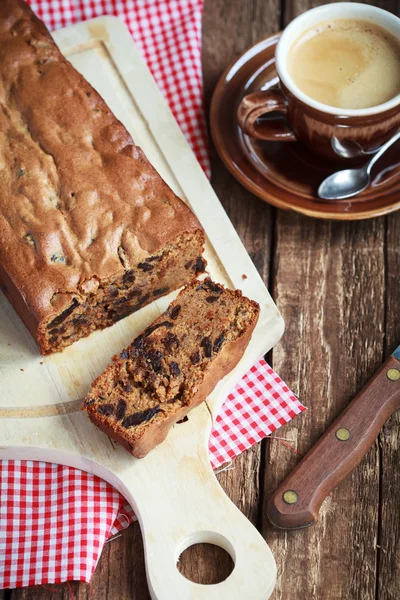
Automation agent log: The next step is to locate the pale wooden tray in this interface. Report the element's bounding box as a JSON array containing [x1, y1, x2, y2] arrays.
[[0, 16, 284, 600]]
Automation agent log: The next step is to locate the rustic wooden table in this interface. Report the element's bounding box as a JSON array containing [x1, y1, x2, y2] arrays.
[[3, 1, 400, 599]]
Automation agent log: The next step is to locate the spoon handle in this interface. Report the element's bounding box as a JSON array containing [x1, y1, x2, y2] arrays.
[[367, 129, 400, 174]]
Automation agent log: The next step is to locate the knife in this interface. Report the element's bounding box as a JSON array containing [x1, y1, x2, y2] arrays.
[[267, 344, 400, 530]]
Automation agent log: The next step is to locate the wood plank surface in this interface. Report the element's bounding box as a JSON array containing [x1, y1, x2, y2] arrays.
[[263, 3, 400, 600], [378, 210, 400, 600], [7, 1, 400, 599], [264, 213, 384, 600]]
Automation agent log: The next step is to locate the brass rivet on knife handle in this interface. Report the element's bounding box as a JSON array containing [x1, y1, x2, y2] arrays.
[[282, 490, 298, 505], [387, 368, 400, 381], [335, 427, 350, 441]]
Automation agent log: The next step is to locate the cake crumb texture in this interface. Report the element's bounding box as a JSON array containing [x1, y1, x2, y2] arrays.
[[84, 279, 260, 457]]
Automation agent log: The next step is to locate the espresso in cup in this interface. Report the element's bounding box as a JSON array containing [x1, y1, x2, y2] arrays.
[[287, 19, 400, 109], [237, 3, 400, 162]]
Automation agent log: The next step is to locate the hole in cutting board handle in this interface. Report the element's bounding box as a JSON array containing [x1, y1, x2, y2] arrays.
[[177, 544, 234, 584], [176, 531, 235, 585]]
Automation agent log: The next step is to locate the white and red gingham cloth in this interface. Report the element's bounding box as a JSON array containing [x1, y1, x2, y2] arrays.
[[0, 0, 306, 590], [1, 360, 304, 588]]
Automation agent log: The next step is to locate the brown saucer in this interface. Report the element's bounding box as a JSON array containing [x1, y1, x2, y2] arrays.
[[210, 33, 400, 220]]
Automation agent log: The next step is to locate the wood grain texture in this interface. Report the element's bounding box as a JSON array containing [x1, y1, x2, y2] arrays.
[[263, 1, 399, 598], [185, 0, 280, 585], [378, 210, 400, 600], [202, 0, 279, 287], [7, 1, 400, 599], [264, 214, 385, 600]]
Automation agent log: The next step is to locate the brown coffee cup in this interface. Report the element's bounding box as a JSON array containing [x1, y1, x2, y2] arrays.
[[237, 3, 400, 162]]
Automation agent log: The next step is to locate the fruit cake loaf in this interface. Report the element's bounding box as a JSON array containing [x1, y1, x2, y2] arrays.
[[0, 0, 205, 354], [83, 278, 260, 458]]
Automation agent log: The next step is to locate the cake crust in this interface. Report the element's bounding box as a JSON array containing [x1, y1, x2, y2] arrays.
[[0, 0, 205, 352]]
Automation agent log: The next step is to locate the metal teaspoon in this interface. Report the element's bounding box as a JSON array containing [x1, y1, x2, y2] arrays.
[[318, 130, 400, 201]]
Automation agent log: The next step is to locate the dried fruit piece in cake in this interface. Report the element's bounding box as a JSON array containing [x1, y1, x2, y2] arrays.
[[83, 278, 260, 457]]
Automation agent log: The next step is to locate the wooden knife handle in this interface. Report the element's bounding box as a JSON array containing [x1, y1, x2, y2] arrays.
[[267, 354, 400, 530]]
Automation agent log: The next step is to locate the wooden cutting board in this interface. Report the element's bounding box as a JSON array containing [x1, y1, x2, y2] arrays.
[[0, 17, 284, 600]]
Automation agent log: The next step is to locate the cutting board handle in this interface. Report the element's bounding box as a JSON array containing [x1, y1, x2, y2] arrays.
[[117, 421, 276, 600]]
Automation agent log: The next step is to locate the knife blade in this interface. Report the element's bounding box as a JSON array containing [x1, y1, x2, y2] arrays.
[[267, 344, 400, 530]]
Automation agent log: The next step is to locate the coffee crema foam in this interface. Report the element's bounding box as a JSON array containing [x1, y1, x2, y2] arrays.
[[287, 19, 400, 109]]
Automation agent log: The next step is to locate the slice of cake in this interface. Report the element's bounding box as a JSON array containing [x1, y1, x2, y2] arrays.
[[83, 279, 260, 457]]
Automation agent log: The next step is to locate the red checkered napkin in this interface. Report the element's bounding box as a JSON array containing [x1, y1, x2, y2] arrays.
[[1, 361, 304, 588], [0, 0, 306, 590]]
